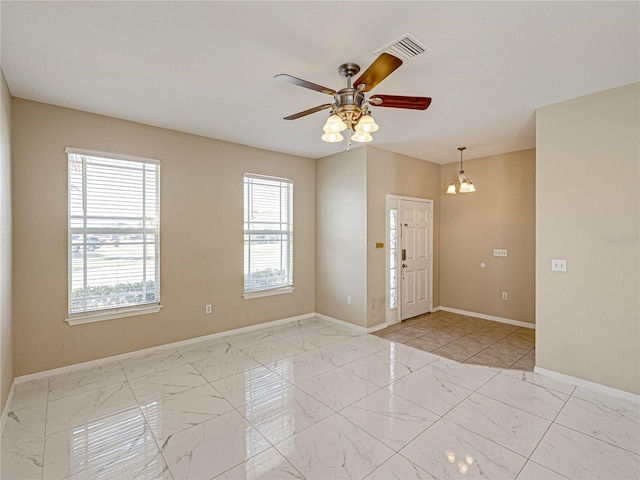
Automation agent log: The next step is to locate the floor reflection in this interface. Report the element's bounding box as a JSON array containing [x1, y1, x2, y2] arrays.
[[445, 449, 475, 475], [70, 405, 164, 479]]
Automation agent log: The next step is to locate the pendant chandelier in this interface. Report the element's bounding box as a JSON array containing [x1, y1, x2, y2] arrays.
[[446, 147, 476, 194]]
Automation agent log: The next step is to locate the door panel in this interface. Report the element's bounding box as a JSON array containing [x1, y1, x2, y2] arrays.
[[401, 199, 431, 320], [405, 271, 415, 305], [418, 268, 427, 301]]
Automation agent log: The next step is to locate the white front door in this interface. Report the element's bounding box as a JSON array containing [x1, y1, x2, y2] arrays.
[[400, 199, 431, 320]]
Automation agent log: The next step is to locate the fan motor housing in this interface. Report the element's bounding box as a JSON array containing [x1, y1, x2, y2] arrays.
[[334, 88, 365, 126], [335, 88, 365, 109]]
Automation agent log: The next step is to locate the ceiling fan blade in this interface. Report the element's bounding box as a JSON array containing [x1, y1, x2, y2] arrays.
[[275, 74, 336, 96], [353, 53, 403, 92], [369, 95, 432, 110], [284, 104, 333, 120]]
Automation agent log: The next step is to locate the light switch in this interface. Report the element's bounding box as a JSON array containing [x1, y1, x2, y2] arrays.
[[493, 249, 508, 257], [551, 259, 567, 272]]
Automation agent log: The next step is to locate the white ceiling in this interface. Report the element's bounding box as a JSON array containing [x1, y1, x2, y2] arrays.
[[1, 1, 638, 164]]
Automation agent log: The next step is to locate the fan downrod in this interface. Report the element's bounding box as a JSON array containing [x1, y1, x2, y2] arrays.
[[338, 63, 360, 78]]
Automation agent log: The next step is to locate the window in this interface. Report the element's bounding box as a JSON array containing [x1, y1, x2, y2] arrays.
[[389, 207, 398, 310], [67, 148, 160, 324], [243, 173, 293, 297]]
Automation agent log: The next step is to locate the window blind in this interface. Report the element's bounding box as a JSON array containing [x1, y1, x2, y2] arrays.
[[67, 149, 160, 316], [243, 174, 293, 293]]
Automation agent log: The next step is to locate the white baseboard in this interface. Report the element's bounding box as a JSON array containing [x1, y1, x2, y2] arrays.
[[1, 381, 16, 432], [534, 367, 639, 402], [366, 322, 390, 334], [313, 313, 368, 332], [313, 313, 391, 334], [439, 306, 535, 329], [374, 306, 530, 332], [15, 311, 379, 386], [8, 309, 637, 426], [14, 312, 317, 384]]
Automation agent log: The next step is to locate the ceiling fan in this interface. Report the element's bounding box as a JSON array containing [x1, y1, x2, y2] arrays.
[[275, 53, 432, 144]]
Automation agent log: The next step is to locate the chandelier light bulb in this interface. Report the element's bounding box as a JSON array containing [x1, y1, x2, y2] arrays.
[[459, 176, 476, 193]]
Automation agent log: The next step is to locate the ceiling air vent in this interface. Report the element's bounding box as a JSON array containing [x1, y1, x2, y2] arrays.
[[373, 34, 430, 63]]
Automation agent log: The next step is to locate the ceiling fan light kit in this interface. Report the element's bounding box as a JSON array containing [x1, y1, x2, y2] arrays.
[[447, 147, 476, 194], [322, 114, 347, 133], [321, 131, 344, 143], [352, 131, 373, 143], [276, 52, 431, 148], [354, 113, 379, 133]]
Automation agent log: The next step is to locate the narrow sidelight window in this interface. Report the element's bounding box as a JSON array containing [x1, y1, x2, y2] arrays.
[[389, 207, 398, 310]]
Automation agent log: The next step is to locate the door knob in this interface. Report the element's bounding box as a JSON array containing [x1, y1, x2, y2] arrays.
[[402, 263, 408, 268]]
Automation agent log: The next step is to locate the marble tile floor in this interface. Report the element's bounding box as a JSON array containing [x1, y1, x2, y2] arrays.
[[372, 311, 536, 371], [2, 316, 638, 479]]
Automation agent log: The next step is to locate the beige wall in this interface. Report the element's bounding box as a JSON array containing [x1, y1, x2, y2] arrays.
[[11, 83, 636, 399], [315, 148, 368, 327], [440, 149, 536, 324], [366, 147, 442, 328], [536, 83, 639, 394], [11, 99, 315, 376], [1, 69, 13, 410]]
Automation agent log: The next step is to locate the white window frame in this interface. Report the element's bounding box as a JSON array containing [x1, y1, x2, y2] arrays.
[[66, 148, 162, 325], [243, 173, 294, 299]]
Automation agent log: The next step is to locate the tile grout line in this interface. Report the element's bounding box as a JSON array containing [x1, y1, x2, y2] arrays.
[[420, 364, 553, 465], [519, 378, 579, 479], [376, 312, 535, 371], [9, 316, 635, 480], [551, 387, 640, 457]]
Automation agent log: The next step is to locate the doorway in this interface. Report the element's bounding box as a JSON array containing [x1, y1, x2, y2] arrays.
[[386, 195, 433, 325]]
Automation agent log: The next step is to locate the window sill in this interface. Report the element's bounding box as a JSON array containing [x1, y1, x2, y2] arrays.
[[243, 286, 294, 300], [65, 304, 163, 326]]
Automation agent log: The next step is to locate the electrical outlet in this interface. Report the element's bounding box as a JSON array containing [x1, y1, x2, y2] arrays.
[[551, 259, 567, 272], [205, 304, 212, 314], [346, 296, 352, 305], [493, 249, 508, 257], [502, 292, 508, 300]]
